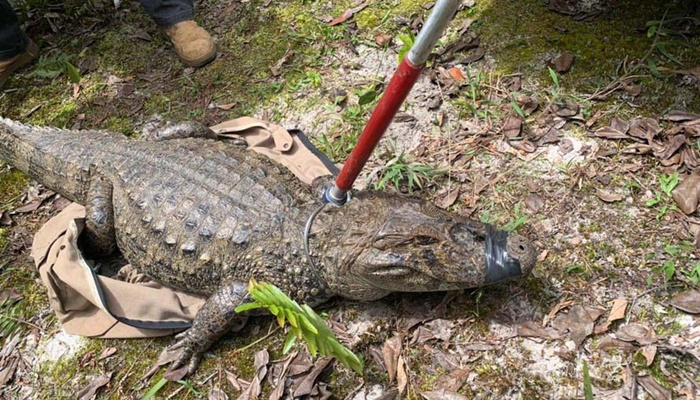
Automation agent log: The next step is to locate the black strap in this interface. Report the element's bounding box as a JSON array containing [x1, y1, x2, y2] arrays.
[[287, 129, 340, 176]]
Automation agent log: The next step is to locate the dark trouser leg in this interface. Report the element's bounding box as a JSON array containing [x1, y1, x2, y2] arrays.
[[0, 0, 28, 60], [137, 0, 194, 27]]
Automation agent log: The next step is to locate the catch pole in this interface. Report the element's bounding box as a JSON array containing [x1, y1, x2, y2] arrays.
[[324, 0, 462, 205]]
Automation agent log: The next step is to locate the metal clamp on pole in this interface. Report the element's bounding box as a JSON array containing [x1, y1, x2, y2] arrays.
[[323, 0, 461, 206]]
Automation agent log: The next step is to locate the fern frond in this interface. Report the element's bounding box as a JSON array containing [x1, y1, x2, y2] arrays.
[[235, 278, 364, 374]]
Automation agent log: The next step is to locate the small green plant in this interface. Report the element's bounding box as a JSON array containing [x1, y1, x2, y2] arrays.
[[547, 67, 560, 94], [480, 210, 496, 224], [582, 360, 594, 400], [235, 279, 364, 374], [659, 172, 679, 196], [660, 260, 676, 282], [502, 202, 528, 232], [682, 263, 700, 285], [139, 377, 168, 400], [139, 378, 201, 400], [397, 31, 415, 62], [566, 265, 584, 274], [0, 296, 23, 339], [645, 172, 680, 219], [313, 131, 358, 162], [374, 153, 446, 193], [27, 52, 80, 83], [645, 14, 685, 68]]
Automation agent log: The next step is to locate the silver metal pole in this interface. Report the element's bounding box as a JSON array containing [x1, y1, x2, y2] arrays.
[[407, 0, 462, 66]]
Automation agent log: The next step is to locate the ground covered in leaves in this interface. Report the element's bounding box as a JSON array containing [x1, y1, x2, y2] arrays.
[[1, 0, 699, 399]]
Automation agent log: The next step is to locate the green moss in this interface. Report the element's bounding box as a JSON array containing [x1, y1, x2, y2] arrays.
[[474, 0, 700, 113], [102, 116, 136, 136]]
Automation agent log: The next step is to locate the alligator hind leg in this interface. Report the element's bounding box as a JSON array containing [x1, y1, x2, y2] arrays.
[[80, 175, 117, 257], [168, 280, 249, 375], [141, 121, 218, 141], [141, 121, 247, 147]]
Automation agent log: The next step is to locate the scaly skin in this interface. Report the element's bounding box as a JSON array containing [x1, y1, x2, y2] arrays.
[[0, 118, 538, 375]]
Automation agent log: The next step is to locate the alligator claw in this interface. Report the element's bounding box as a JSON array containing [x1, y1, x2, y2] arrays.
[[166, 329, 206, 377]]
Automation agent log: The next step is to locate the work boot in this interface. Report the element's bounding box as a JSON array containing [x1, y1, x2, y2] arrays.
[[163, 20, 217, 68], [0, 39, 39, 89]]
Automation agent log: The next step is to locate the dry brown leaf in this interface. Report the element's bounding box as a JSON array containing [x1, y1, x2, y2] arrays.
[[329, 3, 367, 26], [551, 99, 579, 118], [662, 110, 700, 122], [616, 324, 656, 345], [596, 189, 623, 203], [216, 103, 237, 111], [209, 387, 229, 400], [226, 370, 244, 392], [97, 347, 117, 361], [607, 298, 628, 322], [596, 335, 639, 352], [543, 299, 574, 327], [0, 210, 12, 226], [375, 33, 393, 46], [639, 345, 657, 366], [437, 187, 460, 209], [554, 52, 575, 73], [654, 134, 687, 160], [669, 290, 700, 314], [76, 373, 112, 400], [270, 47, 295, 77], [672, 174, 700, 215], [269, 351, 297, 400], [434, 368, 470, 392], [594, 126, 629, 139], [536, 127, 561, 145], [508, 139, 536, 153], [594, 321, 611, 334], [0, 357, 19, 387], [584, 306, 605, 322], [628, 117, 660, 142], [382, 335, 402, 383], [551, 305, 594, 347], [0, 290, 22, 304], [517, 320, 560, 340], [292, 357, 332, 398], [447, 67, 466, 82], [13, 196, 47, 213], [237, 349, 269, 400], [421, 389, 469, 400], [537, 250, 548, 262], [524, 194, 545, 214], [425, 319, 455, 342], [397, 355, 408, 395], [621, 80, 641, 96], [502, 115, 522, 139], [638, 375, 672, 400]]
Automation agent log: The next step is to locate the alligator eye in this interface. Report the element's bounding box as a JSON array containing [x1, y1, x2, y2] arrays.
[[374, 235, 412, 250]]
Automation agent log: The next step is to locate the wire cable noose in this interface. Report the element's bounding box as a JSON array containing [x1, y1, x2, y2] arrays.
[[303, 202, 327, 270]]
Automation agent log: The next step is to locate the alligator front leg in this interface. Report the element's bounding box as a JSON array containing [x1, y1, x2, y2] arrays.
[[168, 280, 249, 375], [80, 174, 116, 257]]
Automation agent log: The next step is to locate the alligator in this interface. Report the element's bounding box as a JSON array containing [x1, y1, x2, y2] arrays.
[[0, 118, 537, 374]]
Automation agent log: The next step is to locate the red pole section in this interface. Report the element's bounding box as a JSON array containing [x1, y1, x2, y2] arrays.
[[334, 58, 423, 192]]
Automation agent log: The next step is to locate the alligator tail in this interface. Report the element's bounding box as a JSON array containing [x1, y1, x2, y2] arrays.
[[0, 117, 103, 203]]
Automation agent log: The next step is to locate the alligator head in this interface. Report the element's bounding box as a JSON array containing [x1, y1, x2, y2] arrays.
[[317, 192, 537, 301]]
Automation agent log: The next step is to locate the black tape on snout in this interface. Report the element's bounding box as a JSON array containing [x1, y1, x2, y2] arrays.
[[483, 224, 522, 284]]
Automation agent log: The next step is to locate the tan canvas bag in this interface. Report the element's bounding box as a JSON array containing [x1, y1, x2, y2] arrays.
[[31, 118, 336, 338]]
